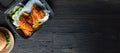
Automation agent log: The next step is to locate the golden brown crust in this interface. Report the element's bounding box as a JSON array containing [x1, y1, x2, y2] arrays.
[[18, 14, 33, 36], [0, 32, 7, 51], [18, 4, 45, 37], [18, 14, 33, 31], [31, 4, 45, 19], [22, 29, 32, 37]]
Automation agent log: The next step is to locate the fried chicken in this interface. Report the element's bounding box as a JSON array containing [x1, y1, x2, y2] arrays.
[[18, 14, 33, 36], [31, 4, 45, 19], [22, 29, 32, 37], [17, 4, 45, 37], [30, 4, 45, 28]]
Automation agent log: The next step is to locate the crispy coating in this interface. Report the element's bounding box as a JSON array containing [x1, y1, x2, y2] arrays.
[[18, 14, 33, 31], [18, 4, 45, 36], [30, 11, 39, 25], [18, 14, 33, 36], [22, 29, 32, 36], [31, 4, 45, 19], [30, 4, 45, 28]]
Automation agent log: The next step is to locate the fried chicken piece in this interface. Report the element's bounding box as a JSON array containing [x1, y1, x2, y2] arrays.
[[22, 12, 33, 25], [22, 29, 32, 37], [30, 11, 39, 28], [18, 14, 33, 36], [18, 14, 33, 32], [31, 4, 45, 19], [29, 4, 45, 28], [32, 4, 41, 11]]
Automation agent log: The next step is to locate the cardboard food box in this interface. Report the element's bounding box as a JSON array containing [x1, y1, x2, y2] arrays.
[[0, 0, 54, 39]]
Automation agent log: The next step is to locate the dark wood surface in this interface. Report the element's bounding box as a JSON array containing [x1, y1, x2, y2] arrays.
[[1, 0, 120, 53]]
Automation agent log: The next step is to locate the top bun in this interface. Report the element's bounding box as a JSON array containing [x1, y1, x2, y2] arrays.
[[0, 32, 7, 51]]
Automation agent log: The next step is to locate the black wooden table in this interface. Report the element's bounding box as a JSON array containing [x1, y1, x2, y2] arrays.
[[1, 0, 120, 53]]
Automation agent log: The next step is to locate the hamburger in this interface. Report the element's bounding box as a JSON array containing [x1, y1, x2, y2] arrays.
[[0, 27, 14, 53], [0, 31, 10, 51]]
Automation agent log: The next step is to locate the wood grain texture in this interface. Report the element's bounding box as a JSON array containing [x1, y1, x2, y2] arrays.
[[0, 0, 120, 53]]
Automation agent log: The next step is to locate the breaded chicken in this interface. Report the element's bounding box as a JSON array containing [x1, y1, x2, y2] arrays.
[[22, 29, 32, 37], [17, 4, 45, 37], [31, 4, 45, 19], [30, 4, 45, 28], [18, 14, 33, 35]]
